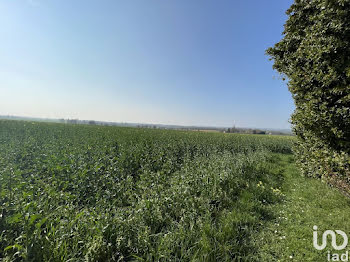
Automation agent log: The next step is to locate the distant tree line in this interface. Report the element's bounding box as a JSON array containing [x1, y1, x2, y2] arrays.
[[226, 127, 266, 135]]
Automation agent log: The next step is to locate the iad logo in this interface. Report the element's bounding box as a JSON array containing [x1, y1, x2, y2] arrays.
[[313, 225, 348, 250], [313, 226, 350, 261]]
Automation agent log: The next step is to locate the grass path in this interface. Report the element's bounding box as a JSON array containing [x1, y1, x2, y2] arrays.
[[256, 154, 350, 261]]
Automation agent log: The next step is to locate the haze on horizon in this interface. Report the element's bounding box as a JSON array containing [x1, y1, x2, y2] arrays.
[[0, 0, 294, 129]]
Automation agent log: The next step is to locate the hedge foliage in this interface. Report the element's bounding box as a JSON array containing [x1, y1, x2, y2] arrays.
[[267, 0, 350, 182]]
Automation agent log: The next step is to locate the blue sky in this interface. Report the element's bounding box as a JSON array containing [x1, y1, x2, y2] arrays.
[[0, 0, 294, 129]]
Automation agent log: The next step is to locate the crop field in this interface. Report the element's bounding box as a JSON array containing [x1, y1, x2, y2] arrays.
[[0, 120, 295, 261], [4, 119, 346, 262]]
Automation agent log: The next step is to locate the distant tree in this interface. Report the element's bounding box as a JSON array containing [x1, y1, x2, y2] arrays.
[[267, 0, 350, 181], [253, 130, 266, 135], [68, 119, 78, 124]]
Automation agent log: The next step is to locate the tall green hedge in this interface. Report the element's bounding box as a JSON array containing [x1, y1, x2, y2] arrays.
[[267, 0, 350, 183]]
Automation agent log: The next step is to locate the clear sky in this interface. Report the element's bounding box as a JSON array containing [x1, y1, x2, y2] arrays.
[[0, 0, 294, 129]]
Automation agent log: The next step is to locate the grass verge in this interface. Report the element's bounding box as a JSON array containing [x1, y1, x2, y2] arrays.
[[256, 154, 350, 261]]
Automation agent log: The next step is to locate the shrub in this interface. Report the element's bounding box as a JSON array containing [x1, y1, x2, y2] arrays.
[[267, 0, 350, 182]]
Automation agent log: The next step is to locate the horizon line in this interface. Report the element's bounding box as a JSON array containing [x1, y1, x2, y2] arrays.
[[0, 114, 292, 132]]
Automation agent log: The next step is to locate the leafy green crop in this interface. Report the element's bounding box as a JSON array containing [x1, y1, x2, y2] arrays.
[[0, 120, 293, 261]]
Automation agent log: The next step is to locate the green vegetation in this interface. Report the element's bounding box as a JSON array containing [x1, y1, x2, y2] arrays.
[[257, 154, 350, 261], [0, 120, 350, 261], [266, 0, 350, 186]]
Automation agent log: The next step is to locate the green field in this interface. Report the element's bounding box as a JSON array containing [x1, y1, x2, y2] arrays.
[[1, 120, 349, 261]]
